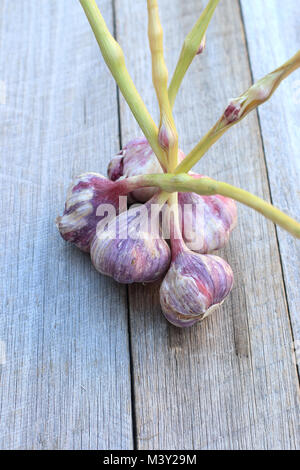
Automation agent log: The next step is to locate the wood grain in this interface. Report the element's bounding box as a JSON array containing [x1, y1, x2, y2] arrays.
[[0, 0, 132, 449], [240, 0, 300, 367], [1, 0, 299, 451], [115, 0, 300, 449]]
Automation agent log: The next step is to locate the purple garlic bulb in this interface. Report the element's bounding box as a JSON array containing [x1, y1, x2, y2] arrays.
[[90, 196, 171, 283], [178, 173, 237, 253], [160, 240, 234, 327], [56, 172, 130, 252], [108, 137, 185, 202]]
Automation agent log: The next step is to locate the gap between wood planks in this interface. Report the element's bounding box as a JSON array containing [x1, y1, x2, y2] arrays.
[[112, 0, 138, 450]]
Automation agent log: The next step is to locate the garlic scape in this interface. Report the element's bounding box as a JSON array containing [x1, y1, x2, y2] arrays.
[[142, 173, 300, 239], [79, 0, 168, 169], [168, 0, 220, 108], [176, 49, 300, 174]]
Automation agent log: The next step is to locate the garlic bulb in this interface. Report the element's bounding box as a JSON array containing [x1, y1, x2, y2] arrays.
[[159, 196, 234, 328], [56, 172, 128, 252], [178, 173, 237, 253], [160, 244, 234, 327], [108, 137, 185, 202], [91, 195, 171, 283]]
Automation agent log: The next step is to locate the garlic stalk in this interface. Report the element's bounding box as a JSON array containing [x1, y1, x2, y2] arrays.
[[147, 0, 178, 172], [196, 34, 206, 55], [168, 0, 220, 108], [79, 0, 167, 169], [176, 49, 300, 173], [138, 173, 300, 239]]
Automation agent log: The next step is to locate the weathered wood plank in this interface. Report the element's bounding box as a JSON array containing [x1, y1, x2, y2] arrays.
[[115, 0, 300, 449], [240, 0, 300, 369], [0, 0, 132, 449]]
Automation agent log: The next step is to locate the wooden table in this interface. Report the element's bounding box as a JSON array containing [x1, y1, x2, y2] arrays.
[[0, 0, 299, 450]]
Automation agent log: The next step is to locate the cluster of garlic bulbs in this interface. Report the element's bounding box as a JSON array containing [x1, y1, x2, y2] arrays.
[[57, 139, 237, 327]]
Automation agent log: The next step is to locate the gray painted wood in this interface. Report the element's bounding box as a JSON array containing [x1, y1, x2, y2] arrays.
[[0, 0, 133, 449], [240, 0, 300, 365], [1, 0, 299, 451], [115, 0, 300, 449]]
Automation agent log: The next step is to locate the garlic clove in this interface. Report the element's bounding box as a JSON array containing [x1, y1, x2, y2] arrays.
[[108, 137, 185, 202], [56, 172, 126, 252], [160, 250, 234, 327], [178, 173, 237, 253], [90, 197, 171, 283]]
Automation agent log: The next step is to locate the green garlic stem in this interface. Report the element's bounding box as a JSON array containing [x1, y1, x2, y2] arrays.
[[176, 49, 300, 174], [134, 173, 300, 239], [168, 0, 220, 108], [79, 0, 167, 169], [168, 191, 182, 244], [147, 0, 178, 172]]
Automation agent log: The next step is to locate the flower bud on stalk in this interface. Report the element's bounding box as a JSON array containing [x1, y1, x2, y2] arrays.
[[160, 199, 234, 327], [222, 69, 286, 126], [176, 50, 300, 175], [90, 193, 171, 284], [196, 34, 206, 55]]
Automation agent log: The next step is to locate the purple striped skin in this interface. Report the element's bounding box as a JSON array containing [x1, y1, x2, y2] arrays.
[[178, 174, 237, 253], [90, 198, 171, 284], [108, 138, 160, 203], [56, 172, 131, 252], [108, 137, 185, 202], [109, 142, 237, 251], [160, 240, 234, 328]]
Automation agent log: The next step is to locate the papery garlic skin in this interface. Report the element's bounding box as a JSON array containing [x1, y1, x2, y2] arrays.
[[56, 172, 126, 252], [160, 250, 233, 327], [108, 137, 161, 202], [178, 179, 237, 253], [91, 198, 171, 283], [108, 137, 185, 202]]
